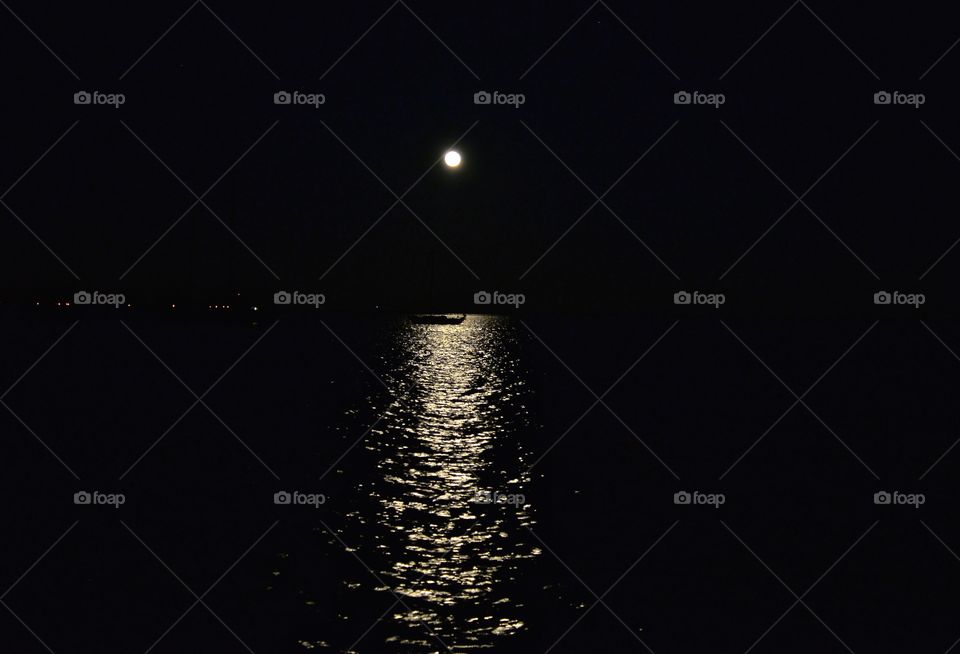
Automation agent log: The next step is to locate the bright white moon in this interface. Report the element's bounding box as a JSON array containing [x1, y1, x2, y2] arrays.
[[444, 150, 462, 168]]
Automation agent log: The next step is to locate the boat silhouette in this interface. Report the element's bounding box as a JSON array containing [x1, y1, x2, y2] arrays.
[[410, 314, 466, 325]]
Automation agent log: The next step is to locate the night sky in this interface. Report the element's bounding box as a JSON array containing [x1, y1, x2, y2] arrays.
[[3, 1, 959, 312]]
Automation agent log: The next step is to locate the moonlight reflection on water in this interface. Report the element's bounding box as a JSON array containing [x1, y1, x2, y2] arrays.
[[352, 315, 540, 650]]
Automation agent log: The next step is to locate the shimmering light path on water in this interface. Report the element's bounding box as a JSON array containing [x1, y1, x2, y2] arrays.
[[348, 315, 539, 650]]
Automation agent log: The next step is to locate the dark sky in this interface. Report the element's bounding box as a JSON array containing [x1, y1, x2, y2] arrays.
[[2, 1, 960, 312]]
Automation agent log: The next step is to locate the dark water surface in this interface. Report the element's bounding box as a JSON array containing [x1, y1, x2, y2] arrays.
[[5, 311, 956, 653]]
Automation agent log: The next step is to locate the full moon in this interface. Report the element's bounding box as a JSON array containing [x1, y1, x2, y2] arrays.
[[443, 150, 462, 168]]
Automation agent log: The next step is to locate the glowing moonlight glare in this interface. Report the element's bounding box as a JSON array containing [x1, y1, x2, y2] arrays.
[[444, 150, 462, 168]]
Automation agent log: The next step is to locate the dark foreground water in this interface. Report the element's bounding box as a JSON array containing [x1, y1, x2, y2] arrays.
[[4, 311, 960, 653]]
